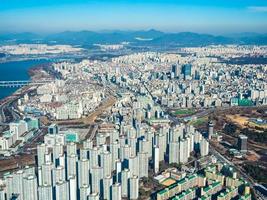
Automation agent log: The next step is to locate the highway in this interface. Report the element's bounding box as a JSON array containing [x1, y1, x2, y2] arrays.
[[0, 96, 20, 125]]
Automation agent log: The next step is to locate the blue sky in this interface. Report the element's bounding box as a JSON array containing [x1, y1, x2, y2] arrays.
[[0, 0, 267, 34]]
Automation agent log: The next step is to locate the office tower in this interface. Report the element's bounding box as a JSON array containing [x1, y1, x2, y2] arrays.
[[54, 165, 66, 184], [101, 151, 112, 177], [69, 175, 77, 200], [129, 175, 139, 200], [89, 147, 99, 168], [37, 143, 47, 167], [56, 181, 69, 200], [138, 152, 148, 177], [67, 142, 77, 156], [48, 124, 58, 134], [103, 175, 112, 200], [208, 121, 214, 139], [67, 154, 77, 179], [110, 141, 120, 170], [38, 184, 53, 200], [88, 193, 100, 200], [79, 185, 90, 200], [169, 142, 179, 164], [153, 146, 160, 173], [115, 159, 122, 183], [237, 135, 248, 153], [112, 183, 122, 200], [90, 166, 103, 194], [129, 155, 139, 177], [182, 64, 192, 79], [23, 175, 38, 200], [96, 134, 106, 147], [78, 159, 89, 187], [121, 169, 130, 197], [171, 64, 178, 78], [41, 162, 53, 186]]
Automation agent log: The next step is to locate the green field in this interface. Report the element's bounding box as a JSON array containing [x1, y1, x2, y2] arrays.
[[173, 109, 195, 115], [189, 117, 208, 126]]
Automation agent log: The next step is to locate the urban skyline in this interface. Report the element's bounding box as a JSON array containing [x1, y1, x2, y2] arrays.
[[0, 1, 266, 200]]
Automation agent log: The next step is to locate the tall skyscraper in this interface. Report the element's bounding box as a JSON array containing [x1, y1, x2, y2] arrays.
[[88, 193, 99, 200], [101, 151, 112, 177], [121, 169, 130, 198], [169, 142, 179, 164], [38, 184, 53, 200], [111, 183, 122, 200], [55, 180, 69, 200], [41, 162, 53, 186], [182, 64, 192, 79], [200, 139, 209, 156], [171, 64, 178, 78], [237, 135, 248, 153], [138, 152, 148, 177], [103, 175, 112, 200], [90, 166, 103, 194], [129, 175, 139, 200], [79, 185, 90, 200], [67, 154, 77, 178], [23, 175, 38, 200], [69, 175, 77, 200], [78, 159, 89, 188], [208, 121, 214, 139], [153, 146, 160, 174], [37, 144, 47, 167]]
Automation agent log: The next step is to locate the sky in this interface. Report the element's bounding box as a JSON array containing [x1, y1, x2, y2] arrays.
[[0, 0, 267, 34]]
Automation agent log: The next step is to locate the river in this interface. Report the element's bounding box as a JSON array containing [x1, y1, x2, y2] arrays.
[[0, 59, 51, 100]]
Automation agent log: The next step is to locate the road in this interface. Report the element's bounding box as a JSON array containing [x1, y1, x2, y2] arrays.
[[209, 145, 266, 200], [139, 75, 266, 199], [0, 97, 20, 125]]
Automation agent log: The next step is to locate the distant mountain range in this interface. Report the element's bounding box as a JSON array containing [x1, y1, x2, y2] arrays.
[[0, 29, 267, 46]]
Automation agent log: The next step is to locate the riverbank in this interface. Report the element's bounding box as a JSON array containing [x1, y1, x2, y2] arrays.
[[0, 59, 53, 100], [0, 61, 55, 131]]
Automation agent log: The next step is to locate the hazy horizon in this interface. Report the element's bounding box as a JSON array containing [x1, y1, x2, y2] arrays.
[[0, 0, 267, 34], [1, 29, 267, 37]]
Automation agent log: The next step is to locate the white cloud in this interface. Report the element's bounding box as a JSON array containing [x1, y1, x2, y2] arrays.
[[248, 6, 267, 12]]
